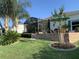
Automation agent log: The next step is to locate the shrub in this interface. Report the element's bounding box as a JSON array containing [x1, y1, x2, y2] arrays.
[[0, 31, 20, 45], [21, 33, 31, 38]]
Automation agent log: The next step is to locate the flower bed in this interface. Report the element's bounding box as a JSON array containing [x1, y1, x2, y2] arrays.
[[49, 43, 77, 51]]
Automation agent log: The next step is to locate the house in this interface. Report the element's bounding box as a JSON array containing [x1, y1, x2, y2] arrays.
[[16, 17, 42, 33], [17, 23, 25, 33], [47, 10, 79, 32], [16, 10, 79, 33], [66, 10, 79, 31]]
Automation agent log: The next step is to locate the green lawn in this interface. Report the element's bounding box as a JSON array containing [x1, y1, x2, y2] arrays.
[[0, 38, 79, 59]]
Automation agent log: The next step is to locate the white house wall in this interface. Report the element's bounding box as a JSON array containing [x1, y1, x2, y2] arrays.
[[50, 21, 66, 31], [68, 15, 79, 21], [50, 22, 59, 30], [17, 24, 25, 33], [50, 13, 79, 31]]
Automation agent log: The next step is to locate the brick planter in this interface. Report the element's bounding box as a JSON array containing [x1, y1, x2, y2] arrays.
[[69, 32, 79, 43], [49, 43, 77, 51]]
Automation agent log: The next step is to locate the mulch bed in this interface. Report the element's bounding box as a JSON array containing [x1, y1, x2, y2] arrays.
[[51, 43, 75, 49]]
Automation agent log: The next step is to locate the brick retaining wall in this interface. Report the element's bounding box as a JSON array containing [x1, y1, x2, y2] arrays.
[[69, 32, 79, 43], [31, 33, 59, 41], [32, 32, 79, 44]]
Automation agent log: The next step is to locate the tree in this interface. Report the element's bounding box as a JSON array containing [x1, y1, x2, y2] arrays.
[[51, 7, 69, 44], [0, 0, 31, 32], [12, 0, 31, 31], [0, 0, 14, 32]]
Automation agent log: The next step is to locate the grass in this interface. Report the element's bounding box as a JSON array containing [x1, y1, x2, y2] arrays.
[[0, 38, 79, 59]]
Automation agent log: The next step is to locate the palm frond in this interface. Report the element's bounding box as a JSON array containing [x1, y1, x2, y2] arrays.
[[59, 6, 64, 15], [15, 0, 31, 18], [51, 6, 69, 21], [53, 9, 58, 17]]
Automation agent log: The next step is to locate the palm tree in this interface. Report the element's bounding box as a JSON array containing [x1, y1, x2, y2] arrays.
[[0, 0, 31, 32], [51, 7, 69, 44], [12, 0, 31, 31], [0, 0, 14, 32]]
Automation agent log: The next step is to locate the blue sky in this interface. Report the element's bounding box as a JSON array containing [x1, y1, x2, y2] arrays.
[[26, 0, 79, 19]]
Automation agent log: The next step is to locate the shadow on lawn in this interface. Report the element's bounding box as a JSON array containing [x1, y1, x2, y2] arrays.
[[19, 38, 32, 42], [20, 39, 30, 42], [32, 46, 79, 59]]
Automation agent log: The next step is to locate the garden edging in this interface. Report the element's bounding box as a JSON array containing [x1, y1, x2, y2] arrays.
[[49, 44, 77, 51]]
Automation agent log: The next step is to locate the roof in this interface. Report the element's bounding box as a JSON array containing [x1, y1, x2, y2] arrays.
[[24, 17, 43, 24], [24, 20, 29, 24], [65, 10, 79, 16], [46, 10, 79, 20]]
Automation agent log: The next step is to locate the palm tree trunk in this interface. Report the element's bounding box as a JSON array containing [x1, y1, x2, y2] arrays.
[[12, 17, 18, 32], [59, 20, 66, 44], [12, 20, 15, 31], [59, 20, 64, 44], [4, 15, 9, 32], [58, 21, 61, 42], [15, 17, 19, 32]]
